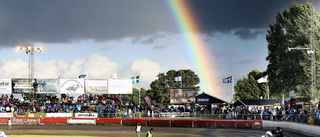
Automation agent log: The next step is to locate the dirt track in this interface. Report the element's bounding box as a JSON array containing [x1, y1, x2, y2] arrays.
[[0, 125, 312, 137]]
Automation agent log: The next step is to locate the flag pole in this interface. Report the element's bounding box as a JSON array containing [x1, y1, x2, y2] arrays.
[[232, 76, 234, 102], [181, 76, 182, 88]]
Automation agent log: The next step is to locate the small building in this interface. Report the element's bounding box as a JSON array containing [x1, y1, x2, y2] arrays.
[[196, 92, 229, 113], [233, 99, 279, 110]]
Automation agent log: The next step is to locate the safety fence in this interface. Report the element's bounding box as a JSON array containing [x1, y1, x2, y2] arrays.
[[0, 117, 262, 129]]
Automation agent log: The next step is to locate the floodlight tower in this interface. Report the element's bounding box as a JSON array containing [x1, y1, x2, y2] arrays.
[[16, 45, 45, 79]]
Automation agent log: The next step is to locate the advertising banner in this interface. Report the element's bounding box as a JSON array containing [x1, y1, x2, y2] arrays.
[[85, 79, 107, 94], [197, 96, 210, 104], [0, 79, 11, 95], [67, 119, 95, 124], [12, 78, 35, 93], [170, 88, 196, 104], [75, 113, 98, 118], [108, 79, 132, 94], [36, 79, 60, 94], [60, 79, 84, 95], [0, 113, 13, 117], [46, 113, 73, 117]]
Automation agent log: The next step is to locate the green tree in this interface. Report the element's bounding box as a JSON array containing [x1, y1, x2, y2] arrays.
[[266, 1, 320, 100], [147, 69, 200, 105], [132, 87, 147, 105], [234, 69, 268, 100]]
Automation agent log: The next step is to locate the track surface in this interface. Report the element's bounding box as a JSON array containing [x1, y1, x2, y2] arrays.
[[0, 125, 312, 137]]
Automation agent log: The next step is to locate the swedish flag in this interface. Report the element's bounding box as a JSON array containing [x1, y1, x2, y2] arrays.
[[131, 76, 139, 84]]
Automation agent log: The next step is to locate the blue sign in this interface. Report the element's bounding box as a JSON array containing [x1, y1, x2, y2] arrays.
[[198, 96, 210, 104]]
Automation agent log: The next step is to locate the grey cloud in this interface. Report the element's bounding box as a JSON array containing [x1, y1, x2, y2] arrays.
[[0, 0, 312, 47], [234, 29, 266, 40], [99, 45, 117, 51], [238, 59, 257, 65], [153, 45, 166, 50]]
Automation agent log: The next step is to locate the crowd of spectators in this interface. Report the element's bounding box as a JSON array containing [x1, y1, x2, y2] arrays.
[[1, 93, 320, 125]]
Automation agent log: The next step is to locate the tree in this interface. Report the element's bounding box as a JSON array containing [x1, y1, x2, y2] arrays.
[[147, 69, 200, 105], [132, 87, 147, 105], [234, 69, 268, 100], [266, 1, 320, 100]]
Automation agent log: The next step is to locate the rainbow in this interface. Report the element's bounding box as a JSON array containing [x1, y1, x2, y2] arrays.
[[166, 1, 221, 97]]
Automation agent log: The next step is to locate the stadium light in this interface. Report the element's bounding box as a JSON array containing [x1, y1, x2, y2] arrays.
[[16, 45, 45, 79]]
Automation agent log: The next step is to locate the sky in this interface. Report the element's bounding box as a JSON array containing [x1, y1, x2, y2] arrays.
[[0, 0, 318, 102]]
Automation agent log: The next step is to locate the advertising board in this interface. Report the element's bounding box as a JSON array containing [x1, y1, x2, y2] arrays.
[[46, 113, 73, 117], [170, 88, 196, 104], [12, 78, 35, 93], [108, 79, 132, 94], [75, 113, 98, 118], [36, 79, 60, 94], [197, 96, 210, 104], [60, 79, 84, 95], [0, 79, 11, 94], [85, 79, 107, 94]]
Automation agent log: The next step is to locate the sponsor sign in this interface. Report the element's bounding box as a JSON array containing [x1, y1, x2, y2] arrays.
[[36, 79, 60, 94], [12, 78, 35, 93], [0, 79, 11, 94], [197, 96, 210, 104], [0, 113, 13, 117], [75, 113, 98, 118], [67, 119, 95, 124], [46, 113, 73, 117], [12, 118, 39, 124], [60, 79, 84, 95], [85, 79, 107, 94], [108, 79, 132, 94], [170, 88, 196, 104]]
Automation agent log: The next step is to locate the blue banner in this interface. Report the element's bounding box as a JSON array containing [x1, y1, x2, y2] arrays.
[[198, 96, 210, 104]]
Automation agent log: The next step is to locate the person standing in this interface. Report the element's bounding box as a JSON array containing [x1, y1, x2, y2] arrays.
[[8, 118, 12, 130], [135, 123, 142, 137], [146, 128, 154, 137]]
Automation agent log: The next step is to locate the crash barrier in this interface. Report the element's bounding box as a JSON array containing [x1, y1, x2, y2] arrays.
[[40, 117, 68, 124], [122, 118, 147, 126], [12, 117, 40, 124], [147, 119, 171, 127], [0, 117, 262, 129], [263, 120, 320, 136], [96, 118, 122, 125], [67, 118, 96, 125], [193, 119, 262, 129]]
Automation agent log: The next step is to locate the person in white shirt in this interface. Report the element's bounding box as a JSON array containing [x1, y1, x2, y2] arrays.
[[135, 123, 142, 137], [8, 118, 12, 130]]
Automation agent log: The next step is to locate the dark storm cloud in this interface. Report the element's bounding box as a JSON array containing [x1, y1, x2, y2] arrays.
[[188, 0, 310, 35], [0, 0, 312, 47]]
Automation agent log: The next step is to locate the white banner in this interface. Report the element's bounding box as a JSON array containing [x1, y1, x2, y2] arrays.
[[75, 113, 98, 118], [67, 119, 95, 124], [108, 79, 132, 94], [85, 80, 107, 94], [60, 79, 85, 95], [0, 113, 13, 117], [0, 79, 11, 94], [46, 113, 73, 117]]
